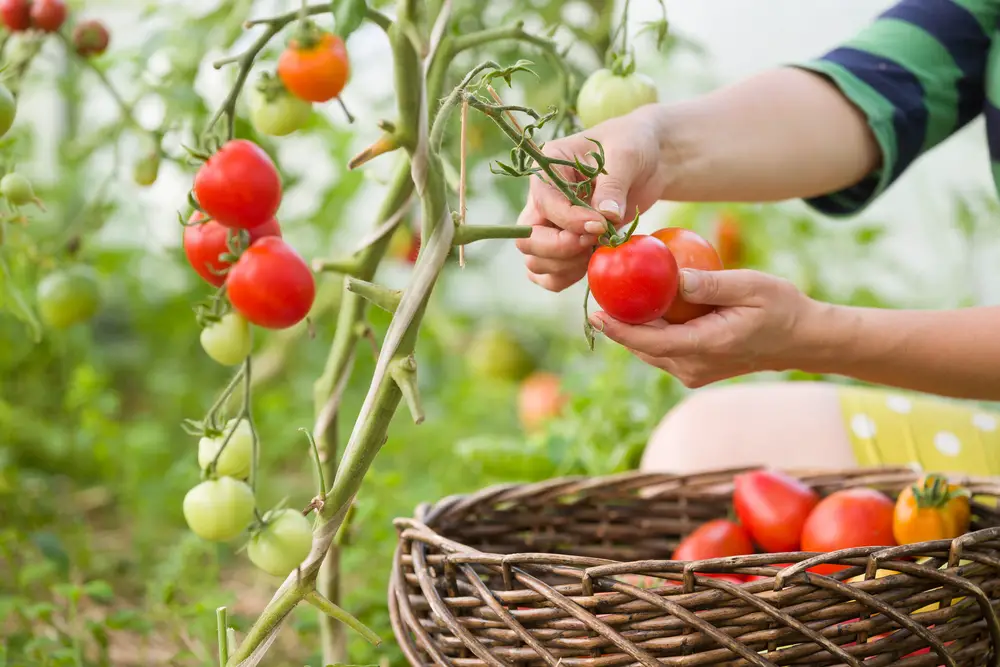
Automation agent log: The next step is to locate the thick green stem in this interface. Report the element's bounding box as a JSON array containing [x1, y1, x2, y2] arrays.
[[306, 591, 382, 646], [453, 224, 531, 245]]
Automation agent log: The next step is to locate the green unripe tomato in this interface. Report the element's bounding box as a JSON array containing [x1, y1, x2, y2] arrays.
[[36, 266, 102, 329], [198, 419, 253, 479], [466, 327, 535, 382], [0, 83, 16, 139], [1, 172, 37, 207], [133, 150, 160, 187], [249, 85, 312, 137], [200, 311, 251, 366], [182, 477, 256, 542], [576, 69, 659, 129], [247, 509, 314, 577]]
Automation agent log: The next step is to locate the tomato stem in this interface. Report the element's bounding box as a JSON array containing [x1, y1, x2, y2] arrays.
[[344, 277, 401, 314], [389, 355, 424, 424], [216, 607, 229, 667], [300, 427, 327, 504], [304, 590, 382, 646]]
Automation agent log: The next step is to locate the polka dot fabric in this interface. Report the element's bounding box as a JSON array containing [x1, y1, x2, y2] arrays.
[[837, 386, 1000, 478]]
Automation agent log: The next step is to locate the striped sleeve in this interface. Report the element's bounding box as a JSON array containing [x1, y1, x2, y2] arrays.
[[791, 0, 999, 217]]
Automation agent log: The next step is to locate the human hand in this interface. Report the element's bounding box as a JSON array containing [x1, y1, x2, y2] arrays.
[[589, 268, 824, 387], [515, 106, 674, 292]]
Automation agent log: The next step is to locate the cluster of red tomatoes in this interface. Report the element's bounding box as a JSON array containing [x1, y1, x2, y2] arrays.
[[623, 469, 973, 589], [0, 0, 109, 56], [183, 139, 316, 362], [588, 226, 724, 325]]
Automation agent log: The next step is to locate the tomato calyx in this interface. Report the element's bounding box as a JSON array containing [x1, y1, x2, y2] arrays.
[[253, 70, 289, 104], [606, 50, 638, 78], [596, 207, 641, 248], [288, 19, 327, 51], [909, 474, 970, 509]]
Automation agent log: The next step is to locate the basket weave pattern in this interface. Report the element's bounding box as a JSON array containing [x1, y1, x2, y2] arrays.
[[389, 467, 1000, 667]]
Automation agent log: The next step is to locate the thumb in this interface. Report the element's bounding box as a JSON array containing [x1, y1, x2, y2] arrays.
[[680, 269, 771, 306], [587, 165, 635, 233]]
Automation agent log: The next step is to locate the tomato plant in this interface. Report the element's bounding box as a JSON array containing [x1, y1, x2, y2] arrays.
[[72, 19, 110, 57], [193, 139, 282, 229], [278, 31, 350, 103], [183, 211, 282, 287], [36, 266, 101, 330], [0, 83, 16, 139], [893, 474, 970, 545], [576, 68, 658, 129], [249, 73, 312, 137], [247, 509, 314, 577], [517, 372, 567, 432], [200, 312, 252, 366], [801, 488, 897, 573], [588, 234, 679, 324], [0, 0, 30, 32], [198, 419, 254, 479], [673, 519, 754, 580], [29, 0, 66, 32], [226, 236, 316, 330], [652, 227, 724, 324], [182, 477, 256, 543], [733, 470, 819, 553]]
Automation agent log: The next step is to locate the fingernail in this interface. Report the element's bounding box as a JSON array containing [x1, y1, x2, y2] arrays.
[[584, 220, 606, 235], [598, 200, 620, 218], [681, 269, 701, 295]]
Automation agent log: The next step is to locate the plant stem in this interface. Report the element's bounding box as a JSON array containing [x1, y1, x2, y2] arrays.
[[216, 607, 229, 667], [453, 224, 531, 245]]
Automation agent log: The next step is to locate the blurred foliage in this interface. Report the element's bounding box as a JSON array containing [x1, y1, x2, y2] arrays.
[[0, 0, 997, 666]]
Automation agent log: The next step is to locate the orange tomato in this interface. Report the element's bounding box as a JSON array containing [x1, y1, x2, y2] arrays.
[[893, 474, 971, 545], [651, 227, 723, 324], [714, 213, 745, 268], [517, 372, 567, 432], [277, 33, 350, 103]]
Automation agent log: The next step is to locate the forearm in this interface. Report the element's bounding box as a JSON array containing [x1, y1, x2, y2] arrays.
[[795, 302, 1000, 401], [649, 68, 881, 202]]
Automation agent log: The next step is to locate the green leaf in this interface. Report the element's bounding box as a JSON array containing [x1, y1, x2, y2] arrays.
[[333, 0, 368, 41], [83, 580, 115, 604]]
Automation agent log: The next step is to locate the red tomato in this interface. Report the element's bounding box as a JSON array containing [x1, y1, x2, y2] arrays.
[[517, 372, 567, 432], [193, 139, 282, 229], [715, 213, 745, 268], [587, 235, 679, 324], [183, 212, 282, 287], [278, 33, 350, 103], [800, 488, 897, 574], [72, 19, 110, 57], [673, 519, 754, 580], [0, 0, 30, 31], [651, 227, 724, 324], [30, 0, 66, 32], [733, 470, 819, 553], [227, 237, 315, 329]]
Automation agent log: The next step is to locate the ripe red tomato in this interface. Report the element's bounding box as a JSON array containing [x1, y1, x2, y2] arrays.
[[72, 19, 110, 57], [587, 235, 679, 324], [193, 139, 282, 229], [733, 470, 819, 553], [30, 0, 65, 32], [0, 0, 30, 31], [517, 372, 567, 432], [183, 212, 282, 287], [715, 213, 745, 268], [651, 227, 723, 324], [278, 33, 350, 103], [227, 237, 315, 329], [673, 519, 754, 580], [801, 488, 897, 574]]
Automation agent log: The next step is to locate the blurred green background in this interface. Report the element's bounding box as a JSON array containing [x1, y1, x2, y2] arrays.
[[2, 0, 998, 665]]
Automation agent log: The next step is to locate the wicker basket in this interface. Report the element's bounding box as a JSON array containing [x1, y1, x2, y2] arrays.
[[389, 467, 1000, 667]]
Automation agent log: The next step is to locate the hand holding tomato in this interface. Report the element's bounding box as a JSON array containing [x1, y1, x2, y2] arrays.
[[515, 106, 674, 293], [590, 268, 819, 388]]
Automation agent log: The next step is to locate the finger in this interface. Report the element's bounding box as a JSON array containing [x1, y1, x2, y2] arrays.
[[517, 225, 595, 260], [585, 151, 641, 234], [680, 269, 780, 307], [525, 254, 588, 275], [527, 269, 584, 293], [590, 312, 702, 357], [530, 176, 604, 236]]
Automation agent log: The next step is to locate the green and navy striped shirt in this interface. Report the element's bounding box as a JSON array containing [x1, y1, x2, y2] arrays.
[[795, 0, 1000, 215]]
